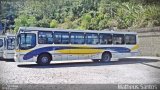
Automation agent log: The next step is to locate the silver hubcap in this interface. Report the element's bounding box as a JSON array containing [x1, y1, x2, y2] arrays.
[[41, 57, 48, 63], [103, 54, 110, 61]]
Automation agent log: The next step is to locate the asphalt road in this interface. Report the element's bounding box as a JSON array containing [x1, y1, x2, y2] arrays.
[[0, 57, 160, 85]]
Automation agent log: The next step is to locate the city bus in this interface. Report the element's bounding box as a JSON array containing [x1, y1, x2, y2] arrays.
[[14, 27, 139, 65], [0, 35, 5, 58], [3, 33, 16, 59]]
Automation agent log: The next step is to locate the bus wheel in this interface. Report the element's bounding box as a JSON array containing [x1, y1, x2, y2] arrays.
[[37, 54, 51, 65], [101, 52, 111, 63]]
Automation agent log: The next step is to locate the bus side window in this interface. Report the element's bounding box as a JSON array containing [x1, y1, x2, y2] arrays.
[[38, 31, 53, 44], [61, 33, 69, 44], [113, 34, 124, 45], [125, 34, 136, 45], [54, 32, 69, 44], [99, 34, 112, 45], [54, 33, 61, 44], [70, 32, 85, 44], [85, 33, 99, 45]]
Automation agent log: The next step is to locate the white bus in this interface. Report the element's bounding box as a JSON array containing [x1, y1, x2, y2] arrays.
[[3, 33, 16, 59], [0, 35, 5, 58], [14, 27, 139, 65]]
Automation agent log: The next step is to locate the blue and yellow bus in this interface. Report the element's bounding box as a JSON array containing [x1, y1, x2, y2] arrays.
[[14, 27, 139, 65], [3, 33, 16, 59], [0, 35, 5, 58]]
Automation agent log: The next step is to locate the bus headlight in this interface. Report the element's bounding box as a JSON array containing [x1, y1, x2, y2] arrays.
[[16, 54, 18, 58], [3, 53, 6, 57], [14, 54, 19, 62]]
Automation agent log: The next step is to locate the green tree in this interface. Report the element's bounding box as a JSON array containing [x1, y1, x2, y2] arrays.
[[14, 15, 36, 32], [36, 17, 50, 27], [1, 0, 160, 33], [80, 13, 92, 29], [50, 19, 58, 28]]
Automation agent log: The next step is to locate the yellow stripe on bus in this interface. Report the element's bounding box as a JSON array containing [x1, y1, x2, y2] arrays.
[[131, 44, 139, 51], [56, 49, 103, 54], [16, 50, 32, 53]]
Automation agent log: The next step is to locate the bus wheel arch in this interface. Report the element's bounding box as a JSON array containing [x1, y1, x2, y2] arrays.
[[101, 51, 112, 62], [37, 52, 52, 65]]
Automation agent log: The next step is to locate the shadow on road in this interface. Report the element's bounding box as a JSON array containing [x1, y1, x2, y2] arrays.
[[141, 63, 160, 69], [0, 58, 15, 62], [17, 57, 160, 69]]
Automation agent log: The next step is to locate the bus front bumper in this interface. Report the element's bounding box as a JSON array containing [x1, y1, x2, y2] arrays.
[[3, 52, 14, 59], [0, 51, 3, 58]]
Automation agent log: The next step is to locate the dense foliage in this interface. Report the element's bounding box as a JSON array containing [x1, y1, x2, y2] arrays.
[[0, 0, 160, 32]]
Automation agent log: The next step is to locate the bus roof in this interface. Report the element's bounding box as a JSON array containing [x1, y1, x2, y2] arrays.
[[19, 27, 137, 34]]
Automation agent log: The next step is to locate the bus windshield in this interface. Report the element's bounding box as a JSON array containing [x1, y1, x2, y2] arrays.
[[19, 33, 36, 50], [7, 37, 15, 50]]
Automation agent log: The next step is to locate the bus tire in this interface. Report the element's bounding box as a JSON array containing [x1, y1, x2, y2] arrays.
[[100, 52, 111, 63], [37, 54, 51, 65]]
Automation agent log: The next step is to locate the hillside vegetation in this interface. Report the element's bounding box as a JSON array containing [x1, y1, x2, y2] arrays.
[[0, 0, 160, 32]]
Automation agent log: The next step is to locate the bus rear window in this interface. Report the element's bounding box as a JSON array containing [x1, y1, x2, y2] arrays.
[[7, 37, 15, 50]]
